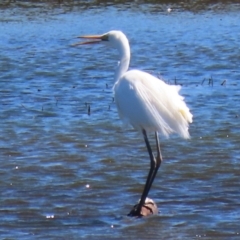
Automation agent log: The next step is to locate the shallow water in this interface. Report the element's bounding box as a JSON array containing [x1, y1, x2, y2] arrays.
[[0, 2, 240, 239]]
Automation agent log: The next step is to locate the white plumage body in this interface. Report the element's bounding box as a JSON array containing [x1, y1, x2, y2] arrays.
[[114, 69, 192, 139]]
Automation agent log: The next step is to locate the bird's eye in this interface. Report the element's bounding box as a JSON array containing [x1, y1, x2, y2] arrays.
[[102, 35, 109, 41]]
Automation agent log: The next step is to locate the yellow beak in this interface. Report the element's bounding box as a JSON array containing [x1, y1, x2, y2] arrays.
[[72, 34, 104, 46]]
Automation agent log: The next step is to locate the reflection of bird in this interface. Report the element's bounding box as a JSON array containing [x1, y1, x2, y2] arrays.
[[74, 30, 193, 217]]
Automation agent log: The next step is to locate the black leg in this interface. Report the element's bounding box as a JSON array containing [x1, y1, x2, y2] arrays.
[[147, 132, 162, 191], [128, 130, 162, 217]]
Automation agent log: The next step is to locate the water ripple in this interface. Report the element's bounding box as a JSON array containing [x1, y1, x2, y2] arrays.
[[1, 3, 240, 239]]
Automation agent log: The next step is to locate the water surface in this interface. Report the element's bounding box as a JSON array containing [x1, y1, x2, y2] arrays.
[[0, 2, 240, 239]]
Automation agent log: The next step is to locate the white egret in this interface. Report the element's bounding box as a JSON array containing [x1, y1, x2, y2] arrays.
[[74, 30, 193, 217]]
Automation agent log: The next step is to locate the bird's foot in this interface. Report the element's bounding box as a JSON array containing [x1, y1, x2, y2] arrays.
[[127, 203, 142, 217], [127, 197, 158, 217]]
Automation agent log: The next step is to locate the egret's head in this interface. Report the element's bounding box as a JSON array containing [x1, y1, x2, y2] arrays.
[[104, 31, 129, 48], [73, 30, 129, 51]]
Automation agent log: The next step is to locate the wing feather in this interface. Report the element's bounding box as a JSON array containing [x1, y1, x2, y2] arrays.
[[114, 70, 192, 139]]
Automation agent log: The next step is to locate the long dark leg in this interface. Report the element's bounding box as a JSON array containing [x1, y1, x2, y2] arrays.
[[136, 130, 161, 215], [148, 132, 162, 191], [128, 130, 162, 217], [128, 129, 156, 216]]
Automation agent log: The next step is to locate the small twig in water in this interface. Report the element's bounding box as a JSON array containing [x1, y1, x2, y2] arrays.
[[88, 105, 91, 115], [209, 75, 213, 86], [221, 80, 227, 86], [55, 97, 58, 106], [21, 104, 27, 109]]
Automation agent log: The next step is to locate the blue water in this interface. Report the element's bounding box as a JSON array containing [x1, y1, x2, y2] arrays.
[[0, 2, 240, 239]]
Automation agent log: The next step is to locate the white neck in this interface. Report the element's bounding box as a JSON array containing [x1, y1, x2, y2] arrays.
[[114, 36, 131, 82]]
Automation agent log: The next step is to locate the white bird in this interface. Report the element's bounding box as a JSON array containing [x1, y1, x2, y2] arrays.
[[74, 30, 193, 217]]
